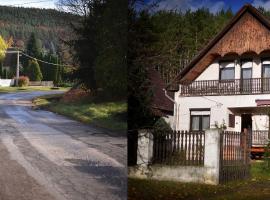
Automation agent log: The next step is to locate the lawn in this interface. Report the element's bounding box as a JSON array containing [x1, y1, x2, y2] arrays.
[[0, 86, 69, 93], [128, 161, 270, 200], [33, 94, 127, 132]]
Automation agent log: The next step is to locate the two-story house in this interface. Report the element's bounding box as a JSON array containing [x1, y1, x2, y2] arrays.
[[168, 4, 270, 154]]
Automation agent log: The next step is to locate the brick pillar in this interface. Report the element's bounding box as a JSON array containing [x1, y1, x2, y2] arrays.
[[204, 129, 221, 185]]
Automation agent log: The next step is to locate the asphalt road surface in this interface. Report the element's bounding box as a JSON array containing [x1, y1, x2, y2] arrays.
[[0, 91, 127, 200]]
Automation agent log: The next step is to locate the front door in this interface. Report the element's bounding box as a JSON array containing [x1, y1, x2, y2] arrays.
[[241, 114, 252, 132], [241, 114, 252, 146]]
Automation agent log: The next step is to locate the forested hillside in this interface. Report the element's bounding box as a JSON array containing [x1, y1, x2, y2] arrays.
[[0, 6, 76, 54], [138, 8, 233, 84]]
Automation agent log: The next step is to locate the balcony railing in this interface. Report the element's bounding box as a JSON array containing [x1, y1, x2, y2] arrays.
[[179, 78, 270, 96]]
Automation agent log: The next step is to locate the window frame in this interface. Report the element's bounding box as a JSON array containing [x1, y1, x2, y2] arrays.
[[240, 59, 253, 80], [219, 60, 235, 82], [190, 109, 210, 131], [262, 59, 270, 78]]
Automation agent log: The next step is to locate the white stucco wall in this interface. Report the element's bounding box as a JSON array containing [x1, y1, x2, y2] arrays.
[[196, 60, 220, 80], [196, 56, 262, 81], [0, 79, 14, 87], [174, 55, 270, 132], [175, 93, 270, 131], [253, 115, 269, 130]]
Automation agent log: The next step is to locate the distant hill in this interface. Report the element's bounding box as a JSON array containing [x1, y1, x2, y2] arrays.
[[0, 6, 77, 54]]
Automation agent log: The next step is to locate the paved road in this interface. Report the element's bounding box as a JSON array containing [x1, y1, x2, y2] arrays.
[[0, 91, 127, 200]]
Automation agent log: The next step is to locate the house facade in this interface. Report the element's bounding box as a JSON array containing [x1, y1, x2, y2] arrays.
[[170, 5, 270, 146]]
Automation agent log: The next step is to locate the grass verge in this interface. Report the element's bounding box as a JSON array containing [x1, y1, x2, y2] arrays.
[[0, 86, 70, 93], [33, 94, 127, 132], [128, 161, 270, 200]]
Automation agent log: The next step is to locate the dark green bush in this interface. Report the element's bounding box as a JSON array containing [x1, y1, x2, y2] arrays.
[[153, 118, 172, 135]]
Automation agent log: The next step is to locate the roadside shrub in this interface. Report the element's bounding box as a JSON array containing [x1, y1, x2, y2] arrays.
[[17, 76, 29, 87], [153, 118, 172, 135], [264, 140, 270, 170], [58, 82, 73, 87], [61, 88, 90, 103]]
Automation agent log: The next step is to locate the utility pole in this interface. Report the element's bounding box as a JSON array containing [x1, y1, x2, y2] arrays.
[[16, 51, 19, 86]]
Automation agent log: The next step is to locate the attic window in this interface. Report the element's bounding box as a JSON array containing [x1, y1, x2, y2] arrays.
[[241, 60, 252, 79], [262, 60, 270, 78], [219, 61, 235, 81]]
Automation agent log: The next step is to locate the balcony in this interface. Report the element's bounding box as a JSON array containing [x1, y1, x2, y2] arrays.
[[179, 78, 270, 96]]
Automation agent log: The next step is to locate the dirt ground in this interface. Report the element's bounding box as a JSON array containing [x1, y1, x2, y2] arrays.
[[0, 141, 55, 200]]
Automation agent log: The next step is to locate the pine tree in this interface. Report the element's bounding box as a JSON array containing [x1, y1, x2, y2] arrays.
[[26, 33, 41, 58]]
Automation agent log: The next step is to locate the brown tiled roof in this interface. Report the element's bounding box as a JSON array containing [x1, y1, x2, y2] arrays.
[[148, 68, 174, 116]]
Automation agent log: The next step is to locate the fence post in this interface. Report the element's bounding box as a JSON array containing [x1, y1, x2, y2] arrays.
[[204, 129, 221, 185], [137, 129, 154, 167]]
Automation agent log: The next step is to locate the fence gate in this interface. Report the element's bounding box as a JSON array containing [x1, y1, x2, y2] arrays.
[[219, 130, 251, 183]]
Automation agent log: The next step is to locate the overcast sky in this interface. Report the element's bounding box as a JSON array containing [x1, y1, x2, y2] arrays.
[[147, 0, 270, 13], [0, 0, 56, 9]]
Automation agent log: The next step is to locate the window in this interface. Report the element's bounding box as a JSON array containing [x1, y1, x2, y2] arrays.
[[229, 114, 235, 128], [241, 60, 252, 79], [190, 109, 210, 131], [262, 60, 270, 78], [220, 61, 235, 80], [241, 60, 253, 92]]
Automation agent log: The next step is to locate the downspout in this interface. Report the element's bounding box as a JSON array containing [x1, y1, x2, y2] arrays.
[[163, 88, 179, 130]]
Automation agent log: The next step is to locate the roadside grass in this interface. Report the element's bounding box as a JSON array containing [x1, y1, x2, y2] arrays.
[[33, 94, 127, 132], [128, 161, 270, 200], [0, 86, 70, 93]]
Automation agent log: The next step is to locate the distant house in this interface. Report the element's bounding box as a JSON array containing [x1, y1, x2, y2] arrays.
[[168, 4, 270, 154], [148, 68, 174, 125], [3, 47, 17, 72]]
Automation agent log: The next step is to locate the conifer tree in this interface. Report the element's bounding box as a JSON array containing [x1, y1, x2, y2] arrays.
[[26, 59, 43, 81]]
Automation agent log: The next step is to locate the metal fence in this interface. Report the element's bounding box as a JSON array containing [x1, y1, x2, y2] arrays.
[[219, 130, 250, 183], [152, 130, 205, 165]]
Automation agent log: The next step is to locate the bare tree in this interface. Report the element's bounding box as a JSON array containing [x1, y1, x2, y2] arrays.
[[56, 0, 93, 16]]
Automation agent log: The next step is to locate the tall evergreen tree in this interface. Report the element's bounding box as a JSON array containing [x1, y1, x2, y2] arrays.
[[26, 59, 43, 81], [94, 0, 127, 97], [26, 33, 41, 58], [128, 3, 157, 130]]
